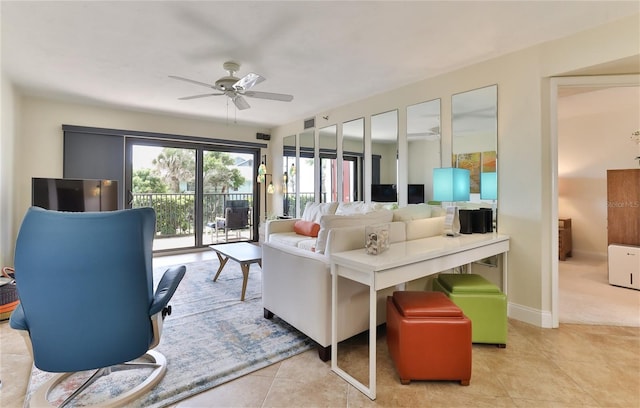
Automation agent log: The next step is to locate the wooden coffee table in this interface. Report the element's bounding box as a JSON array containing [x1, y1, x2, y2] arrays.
[[209, 242, 262, 301]]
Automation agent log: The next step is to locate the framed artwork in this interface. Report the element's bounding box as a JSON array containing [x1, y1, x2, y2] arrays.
[[455, 153, 481, 194]]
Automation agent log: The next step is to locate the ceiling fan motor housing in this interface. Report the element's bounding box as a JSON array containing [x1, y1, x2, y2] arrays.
[[215, 76, 239, 91]]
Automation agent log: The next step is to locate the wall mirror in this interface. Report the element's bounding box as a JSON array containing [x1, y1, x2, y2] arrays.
[[319, 125, 337, 203], [407, 99, 441, 203], [371, 110, 398, 203], [282, 135, 296, 217], [451, 85, 498, 216], [343, 118, 364, 202], [298, 129, 315, 213]]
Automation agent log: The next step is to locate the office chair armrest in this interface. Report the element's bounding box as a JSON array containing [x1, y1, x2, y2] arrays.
[[150, 265, 186, 316], [9, 303, 28, 331]]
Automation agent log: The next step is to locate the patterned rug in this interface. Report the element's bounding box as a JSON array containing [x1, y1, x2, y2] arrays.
[[25, 258, 314, 407]]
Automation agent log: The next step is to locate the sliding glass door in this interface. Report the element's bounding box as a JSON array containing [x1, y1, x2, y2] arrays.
[[127, 139, 258, 252]]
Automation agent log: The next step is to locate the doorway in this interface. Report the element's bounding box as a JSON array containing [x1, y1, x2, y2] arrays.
[[127, 139, 259, 252], [549, 74, 640, 327]]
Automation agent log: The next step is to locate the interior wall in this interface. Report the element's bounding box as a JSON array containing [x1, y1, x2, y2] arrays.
[[558, 87, 640, 259], [271, 14, 639, 327], [0, 73, 18, 267], [8, 97, 267, 264]]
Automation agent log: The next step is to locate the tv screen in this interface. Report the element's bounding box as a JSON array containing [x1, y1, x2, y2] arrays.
[[371, 184, 397, 203], [408, 184, 425, 204], [32, 178, 118, 212]]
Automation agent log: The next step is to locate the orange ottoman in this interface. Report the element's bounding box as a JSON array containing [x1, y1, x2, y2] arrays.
[[386, 291, 472, 385]]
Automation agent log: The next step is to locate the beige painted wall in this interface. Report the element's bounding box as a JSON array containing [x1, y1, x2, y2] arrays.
[[271, 14, 640, 326], [2, 14, 638, 327], [558, 86, 640, 258], [6, 97, 269, 265]]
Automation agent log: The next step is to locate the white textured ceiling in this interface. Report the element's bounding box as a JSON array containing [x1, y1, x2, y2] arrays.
[[2, 1, 638, 128]]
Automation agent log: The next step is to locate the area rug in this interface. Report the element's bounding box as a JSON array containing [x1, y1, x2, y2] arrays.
[[24, 258, 314, 407]]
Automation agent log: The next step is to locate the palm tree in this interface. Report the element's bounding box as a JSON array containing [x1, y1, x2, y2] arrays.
[[152, 148, 195, 193]]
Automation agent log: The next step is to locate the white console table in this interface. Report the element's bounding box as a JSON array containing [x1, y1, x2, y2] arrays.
[[330, 233, 510, 400]]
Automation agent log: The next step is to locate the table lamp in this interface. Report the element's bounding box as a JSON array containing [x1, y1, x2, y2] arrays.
[[433, 168, 470, 236]]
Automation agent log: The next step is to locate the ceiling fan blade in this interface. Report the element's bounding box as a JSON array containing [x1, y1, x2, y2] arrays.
[[232, 95, 251, 110], [233, 73, 265, 91], [169, 75, 216, 89], [243, 91, 293, 102], [178, 93, 224, 100]]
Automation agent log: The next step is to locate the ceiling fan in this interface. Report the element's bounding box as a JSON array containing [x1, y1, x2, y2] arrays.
[[169, 61, 293, 110]]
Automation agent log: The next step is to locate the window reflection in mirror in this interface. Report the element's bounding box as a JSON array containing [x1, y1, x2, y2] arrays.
[[343, 118, 364, 202], [371, 110, 398, 203], [452, 85, 498, 225], [298, 129, 315, 211], [282, 135, 296, 217], [319, 125, 337, 203], [407, 99, 441, 203]]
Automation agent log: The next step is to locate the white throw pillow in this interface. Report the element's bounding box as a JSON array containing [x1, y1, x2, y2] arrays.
[[301, 202, 338, 223], [335, 201, 383, 215], [315, 209, 393, 254]]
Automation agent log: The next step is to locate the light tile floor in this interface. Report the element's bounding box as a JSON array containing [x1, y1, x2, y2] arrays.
[[1, 251, 639, 407]]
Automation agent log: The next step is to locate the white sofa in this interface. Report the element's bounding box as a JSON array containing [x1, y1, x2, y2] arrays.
[[261, 202, 445, 360]]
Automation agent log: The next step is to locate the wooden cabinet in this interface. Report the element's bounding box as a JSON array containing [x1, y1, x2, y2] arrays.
[[607, 169, 640, 247], [559, 218, 572, 261]]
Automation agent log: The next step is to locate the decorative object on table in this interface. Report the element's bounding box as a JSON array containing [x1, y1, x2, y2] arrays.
[[433, 167, 470, 236], [365, 223, 390, 255]]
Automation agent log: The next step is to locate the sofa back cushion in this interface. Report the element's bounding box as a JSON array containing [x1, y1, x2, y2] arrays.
[[405, 216, 445, 240], [392, 203, 432, 221], [302, 202, 339, 223], [315, 209, 394, 254], [325, 221, 407, 255]]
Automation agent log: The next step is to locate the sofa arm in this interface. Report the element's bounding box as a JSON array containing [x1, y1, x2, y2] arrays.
[[265, 218, 300, 240]]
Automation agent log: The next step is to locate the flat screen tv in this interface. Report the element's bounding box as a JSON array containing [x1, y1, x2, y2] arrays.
[[371, 184, 397, 203], [32, 178, 118, 212], [408, 184, 425, 204]]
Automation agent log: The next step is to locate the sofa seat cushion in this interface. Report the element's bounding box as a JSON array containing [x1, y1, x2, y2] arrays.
[[269, 232, 316, 249], [296, 239, 317, 252]]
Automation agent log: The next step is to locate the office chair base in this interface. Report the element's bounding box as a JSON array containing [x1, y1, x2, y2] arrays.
[[29, 350, 167, 408]]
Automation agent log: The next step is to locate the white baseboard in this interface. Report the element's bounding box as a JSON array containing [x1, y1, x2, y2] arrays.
[[508, 302, 554, 328]]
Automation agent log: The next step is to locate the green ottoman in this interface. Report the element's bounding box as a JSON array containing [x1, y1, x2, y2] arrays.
[[433, 273, 507, 347]]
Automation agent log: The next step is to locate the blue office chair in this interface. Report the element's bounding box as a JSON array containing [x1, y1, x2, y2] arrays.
[[10, 207, 186, 407]]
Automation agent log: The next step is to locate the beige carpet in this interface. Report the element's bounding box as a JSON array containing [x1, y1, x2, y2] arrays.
[[559, 255, 640, 327]]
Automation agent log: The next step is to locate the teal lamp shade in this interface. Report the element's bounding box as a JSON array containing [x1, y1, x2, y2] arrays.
[[433, 168, 470, 201], [480, 172, 497, 200]]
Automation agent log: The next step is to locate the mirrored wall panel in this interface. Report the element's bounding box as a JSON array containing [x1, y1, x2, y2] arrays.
[[371, 110, 398, 203], [282, 134, 296, 217], [319, 125, 337, 203], [452, 85, 498, 206], [343, 118, 364, 202], [298, 129, 315, 212], [407, 99, 441, 203]]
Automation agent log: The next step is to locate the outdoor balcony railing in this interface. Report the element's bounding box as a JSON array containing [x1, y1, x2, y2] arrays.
[[131, 191, 320, 238]]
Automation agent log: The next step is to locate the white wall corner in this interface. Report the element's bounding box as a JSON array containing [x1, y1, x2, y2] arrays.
[[508, 302, 555, 329]]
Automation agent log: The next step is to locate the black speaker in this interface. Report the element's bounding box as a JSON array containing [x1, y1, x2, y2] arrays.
[[256, 133, 271, 140], [459, 210, 474, 234]]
